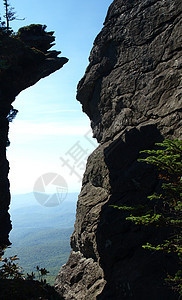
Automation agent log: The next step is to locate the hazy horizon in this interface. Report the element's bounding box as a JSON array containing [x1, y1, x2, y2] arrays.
[[3, 0, 113, 194]]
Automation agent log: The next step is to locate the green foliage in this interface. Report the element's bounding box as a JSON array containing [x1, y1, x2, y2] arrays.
[[138, 139, 182, 178], [0, 250, 62, 299], [166, 270, 182, 295], [114, 139, 182, 295], [17, 24, 47, 37], [126, 213, 165, 226], [0, 250, 59, 299], [111, 205, 135, 211], [0, 255, 24, 280], [110, 204, 147, 214], [142, 236, 182, 255], [5, 227, 73, 285], [0, 251, 49, 285], [34, 266, 50, 285], [138, 139, 182, 294]]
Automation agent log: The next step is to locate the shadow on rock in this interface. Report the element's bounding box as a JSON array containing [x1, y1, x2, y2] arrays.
[[96, 125, 179, 300]]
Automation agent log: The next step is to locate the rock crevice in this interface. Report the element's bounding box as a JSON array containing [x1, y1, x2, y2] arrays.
[[55, 0, 182, 299]]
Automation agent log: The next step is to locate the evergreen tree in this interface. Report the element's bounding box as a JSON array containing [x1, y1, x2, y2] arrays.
[[2, 0, 24, 33], [3, 0, 16, 30], [112, 139, 182, 295]]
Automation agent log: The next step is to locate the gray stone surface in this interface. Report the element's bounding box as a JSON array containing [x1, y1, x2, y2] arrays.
[[77, 0, 182, 143], [55, 251, 105, 300], [55, 0, 182, 299]]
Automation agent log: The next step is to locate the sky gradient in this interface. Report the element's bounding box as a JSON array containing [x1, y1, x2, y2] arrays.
[[1, 0, 113, 194]]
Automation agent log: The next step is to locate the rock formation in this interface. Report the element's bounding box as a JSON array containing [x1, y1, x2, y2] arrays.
[[55, 0, 182, 299], [0, 25, 68, 246]]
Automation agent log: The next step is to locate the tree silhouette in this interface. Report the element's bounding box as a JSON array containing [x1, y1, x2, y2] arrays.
[[3, 0, 24, 31], [3, 0, 16, 30]]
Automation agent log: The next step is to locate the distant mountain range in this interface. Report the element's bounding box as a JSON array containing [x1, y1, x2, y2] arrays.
[[4, 192, 78, 284], [9, 192, 78, 229]]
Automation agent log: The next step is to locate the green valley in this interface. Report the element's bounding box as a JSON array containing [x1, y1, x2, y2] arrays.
[[4, 192, 78, 285]]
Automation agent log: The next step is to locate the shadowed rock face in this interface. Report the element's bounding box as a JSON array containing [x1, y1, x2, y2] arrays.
[[0, 25, 68, 246], [77, 0, 182, 143], [55, 0, 182, 299]]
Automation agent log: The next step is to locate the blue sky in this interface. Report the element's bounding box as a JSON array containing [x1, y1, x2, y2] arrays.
[[1, 0, 113, 195]]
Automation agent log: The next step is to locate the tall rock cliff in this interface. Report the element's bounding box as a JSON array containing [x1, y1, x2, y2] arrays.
[[55, 0, 182, 299], [0, 25, 68, 246]]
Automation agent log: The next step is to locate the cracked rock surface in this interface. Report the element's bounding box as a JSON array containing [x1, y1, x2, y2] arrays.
[[55, 0, 182, 299], [77, 0, 182, 143]]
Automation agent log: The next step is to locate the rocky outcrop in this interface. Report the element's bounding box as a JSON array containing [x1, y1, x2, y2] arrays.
[[55, 0, 182, 299], [0, 25, 68, 246]]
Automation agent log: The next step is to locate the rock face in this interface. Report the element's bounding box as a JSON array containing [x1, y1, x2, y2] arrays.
[[55, 0, 182, 299], [0, 25, 68, 246]]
